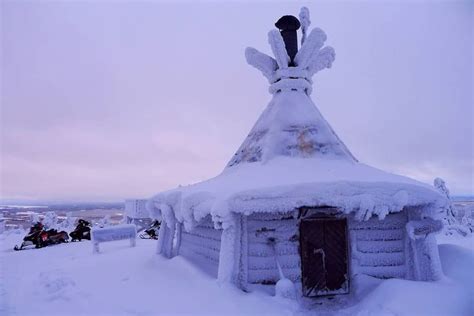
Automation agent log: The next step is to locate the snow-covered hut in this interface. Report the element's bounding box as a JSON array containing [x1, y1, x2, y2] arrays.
[[148, 8, 446, 297]]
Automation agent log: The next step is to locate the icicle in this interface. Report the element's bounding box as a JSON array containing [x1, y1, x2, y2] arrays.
[[299, 7, 311, 45], [268, 30, 290, 69]]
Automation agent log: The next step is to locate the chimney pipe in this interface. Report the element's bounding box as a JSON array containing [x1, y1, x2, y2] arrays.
[[275, 15, 301, 66]]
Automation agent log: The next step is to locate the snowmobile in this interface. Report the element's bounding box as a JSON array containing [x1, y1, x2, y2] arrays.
[[139, 220, 161, 240], [14, 222, 69, 251], [69, 219, 91, 242]]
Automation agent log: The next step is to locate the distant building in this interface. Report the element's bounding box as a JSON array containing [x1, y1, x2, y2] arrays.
[[125, 199, 150, 223]]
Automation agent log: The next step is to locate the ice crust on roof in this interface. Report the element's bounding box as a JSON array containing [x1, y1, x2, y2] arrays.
[[227, 90, 356, 167], [149, 156, 446, 226]]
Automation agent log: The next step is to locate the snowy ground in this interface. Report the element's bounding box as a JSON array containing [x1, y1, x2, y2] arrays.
[[0, 231, 472, 316]]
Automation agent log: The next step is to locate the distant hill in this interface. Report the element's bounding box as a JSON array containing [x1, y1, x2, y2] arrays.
[[452, 196, 474, 202]]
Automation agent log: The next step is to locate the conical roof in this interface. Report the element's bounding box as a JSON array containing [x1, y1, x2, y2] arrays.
[[227, 90, 357, 168]]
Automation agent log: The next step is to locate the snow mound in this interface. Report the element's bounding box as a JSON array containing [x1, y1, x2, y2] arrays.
[[343, 241, 474, 316], [275, 278, 296, 300], [352, 278, 471, 316], [439, 243, 474, 307]]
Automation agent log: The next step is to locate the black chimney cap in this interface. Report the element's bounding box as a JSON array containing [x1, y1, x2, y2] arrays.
[[275, 15, 301, 31]]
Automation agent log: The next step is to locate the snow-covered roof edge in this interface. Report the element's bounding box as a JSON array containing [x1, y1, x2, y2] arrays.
[[147, 170, 447, 231], [148, 159, 448, 228]]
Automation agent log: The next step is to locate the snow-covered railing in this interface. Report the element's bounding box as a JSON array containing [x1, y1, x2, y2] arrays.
[[91, 224, 137, 254]]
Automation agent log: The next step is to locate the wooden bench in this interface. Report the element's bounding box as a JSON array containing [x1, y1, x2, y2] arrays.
[[91, 224, 137, 254]]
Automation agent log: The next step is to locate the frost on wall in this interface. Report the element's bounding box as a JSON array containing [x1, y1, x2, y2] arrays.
[[244, 212, 301, 293], [179, 215, 222, 277], [349, 212, 415, 281]]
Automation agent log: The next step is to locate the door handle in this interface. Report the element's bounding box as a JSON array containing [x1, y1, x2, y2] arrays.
[[313, 248, 326, 271]]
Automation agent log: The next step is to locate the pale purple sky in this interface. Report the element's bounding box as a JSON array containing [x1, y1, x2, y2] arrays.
[[1, 1, 472, 202]]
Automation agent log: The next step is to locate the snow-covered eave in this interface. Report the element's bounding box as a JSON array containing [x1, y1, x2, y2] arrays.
[[148, 180, 447, 229]]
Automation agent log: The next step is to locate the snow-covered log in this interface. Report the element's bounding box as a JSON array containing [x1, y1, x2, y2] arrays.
[[268, 30, 290, 69], [217, 214, 239, 284], [307, 46, 335, 76], [156, 219, 175, 258], [294, 28, 327, 69], [245, 47, 278, 82]]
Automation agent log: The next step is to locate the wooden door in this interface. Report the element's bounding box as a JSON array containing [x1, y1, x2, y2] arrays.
[[300, 218, 349, 297]]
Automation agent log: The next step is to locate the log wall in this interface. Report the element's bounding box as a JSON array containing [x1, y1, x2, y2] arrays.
[[246, 212, 301, 286], [245, 210, 410, 289], [178, 215, 222, 277], [349, 211, 409, 279], [177, 209, 411, 289]]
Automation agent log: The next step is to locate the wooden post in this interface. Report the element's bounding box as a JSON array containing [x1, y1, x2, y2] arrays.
[[218, 214, 239, 284], [407, 209, 443, 281], [173, 223, 182, 257], [238, 215, 248, 290], [156, 219, 175, 258], [164, 222, 175, 258], [156, 220, 167, 255]]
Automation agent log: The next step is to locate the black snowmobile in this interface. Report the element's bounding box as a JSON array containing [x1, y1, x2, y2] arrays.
[[14, 222, 69, 251], [69, 219, 91, 242], [139, 220, 161, 240]]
